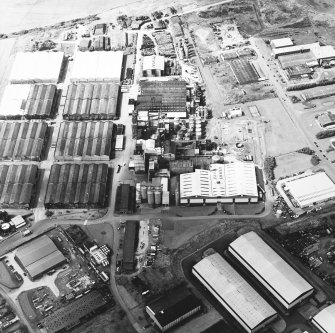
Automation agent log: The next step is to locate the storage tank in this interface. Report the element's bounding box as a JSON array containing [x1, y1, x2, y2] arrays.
[[147, 189, 154, 206], [154, 190, 162, 206], [141, 184, 147, 200], [212, 155, 221, 163], [1, 223, 10, 231]]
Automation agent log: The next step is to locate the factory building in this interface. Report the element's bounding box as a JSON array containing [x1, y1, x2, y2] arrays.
[[70, 51, 123, 83], [270, 37, 294, 49], [114, 184, 136, 214], [9, 52, 64, 84], [62, 83, 119, 120], [312, 304, 335, 333], [142, 55, 165, 77], [179, 162, 259, 205], [280, 172, 335, 208], [55, 121, 114, 161], [0, 122, 48, 161], [15, 235, 66, 280], [137, 80, 187, 118], [146, 288, 202, 332], [193, 252, 277, 333], [228, 231, 314, 309], [0, 164, 38, 209], [44, 163, 109, 209], [123, 220, 139, 272], [0, 84, 57, 119]]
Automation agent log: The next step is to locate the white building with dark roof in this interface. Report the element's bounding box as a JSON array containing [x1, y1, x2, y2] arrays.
[[228, 231, 314, 309], [192, 252, 277, 333], [312, 304, 335, 333], [179, 162, 258, 204]]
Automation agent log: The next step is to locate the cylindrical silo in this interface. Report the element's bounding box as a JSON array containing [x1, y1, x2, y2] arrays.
[[147, 189, 154, 207], [141, 184, 147, 200], [154, 190, 162, 206]]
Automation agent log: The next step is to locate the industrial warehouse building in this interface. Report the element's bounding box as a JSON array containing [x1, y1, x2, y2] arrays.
[[62, 83, 119, 120], [0, 122, 48, 161], [0, 84, 57, 119], [193, 252, 277, 333], [301, 85, 335, 101], [312, 304, 335, 333], [70, 51, 123, 83], [15, 235, 66, 280], [9, 52, 64, 84], [55, 121, 114, 161], [44, 163, 109, 209], [281, 172, 335, 208], [142, 55, 165, 77], [0, 164, 38, 209], [122, 220, 139, 272], [115, 184, 136, 214], [270, 37, 294, 49], [137, 80, 187, 118], [179, 162, 259, 205], [146, 288, 202, 332], [228, 231, 314, 309]]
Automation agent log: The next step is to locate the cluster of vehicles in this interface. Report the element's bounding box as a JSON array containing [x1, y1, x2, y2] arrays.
[[272, 195, 298, 219]]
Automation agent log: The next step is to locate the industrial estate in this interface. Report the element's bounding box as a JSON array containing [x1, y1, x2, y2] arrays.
[[1, 0, 335, 332]]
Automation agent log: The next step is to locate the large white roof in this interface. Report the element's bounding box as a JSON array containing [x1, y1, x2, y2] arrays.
[[0, 84, 30, 117], [143, 55, 165, 71], [285, 172, 335, 208], [229, 231, 313, 308], [271, 38, 293, 49], [272, 42, 320, 57], [180, 162, 258, 199], [193, 252, 277, 331], [312, 304, 335, 333], [311, 45, 335, 60], [9, 52, 64, 83], [70, 51, 123, 82]]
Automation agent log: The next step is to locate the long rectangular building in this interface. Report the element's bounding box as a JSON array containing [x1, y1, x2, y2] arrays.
[[55, 121, 114, 161], [122, 220, 139, 272], [63, 83, 119, 120], [0, 164, 38, 209], [228, 231, 314, 309], [193, 252, 277, 333], [0, 122, 48, 161], [180, 162, 258, 204], [0, 84, 57, 119], [312, 304, 335, 333], [45, 163, 109, 209]]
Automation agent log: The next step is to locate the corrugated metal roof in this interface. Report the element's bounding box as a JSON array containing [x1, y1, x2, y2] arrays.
[[15, 235, 66, 279], [0, 122, 47, 161], [63, 83, 119, 120], [193, 252, 277, 331], [229, 231, 313, 308], [0, 164, 37, 208], [55, 121, 113, 161], [45, 163, 108, 208], [312, 304, 335, 333]]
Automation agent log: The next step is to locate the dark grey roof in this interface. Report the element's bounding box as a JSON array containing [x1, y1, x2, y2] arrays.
[[123, 220, 139, 270], [15, 235, 66, 278], [147, 288, 202, 327]]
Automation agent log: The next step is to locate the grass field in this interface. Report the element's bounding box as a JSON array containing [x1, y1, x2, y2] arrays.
[[274, 152, 312, 178], [0, 261, 22, 289], [255, 98, 306, 156]]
